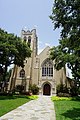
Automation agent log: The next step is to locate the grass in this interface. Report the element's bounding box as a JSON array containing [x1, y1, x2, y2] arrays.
[[51, 96, 80, 120], [0, 95, 38, 117]]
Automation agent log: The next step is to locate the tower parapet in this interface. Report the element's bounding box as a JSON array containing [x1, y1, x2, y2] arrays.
[[21, 28, 38, 56]]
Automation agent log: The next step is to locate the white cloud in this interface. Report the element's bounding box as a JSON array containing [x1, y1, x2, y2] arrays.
[[45, 43, 50, 46]]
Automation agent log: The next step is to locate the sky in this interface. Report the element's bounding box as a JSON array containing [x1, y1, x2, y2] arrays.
[[0, 0, 60, 54], [0, 0, 72, 78]]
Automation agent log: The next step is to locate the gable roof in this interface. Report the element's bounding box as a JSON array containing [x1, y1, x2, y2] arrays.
[[38, 46, 50, 56]]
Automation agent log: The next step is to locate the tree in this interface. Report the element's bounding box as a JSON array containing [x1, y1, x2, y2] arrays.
[[50, 0, 80, 82], [0, 28, 31, 84]]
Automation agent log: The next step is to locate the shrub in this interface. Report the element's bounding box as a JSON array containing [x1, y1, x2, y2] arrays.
[[58, 92, 71, 97], [78, 87, 80, 95], [57, 84, 69, 94], [56, 84, 71, 97], [29, 84, 39, 95], [51, 96, 72, 101], [21, 91, 32, 96], [0, 92, 8, 96], [28, 95, 38, 100], [15, 85, 24, 94], [70, 86, 78, 96]]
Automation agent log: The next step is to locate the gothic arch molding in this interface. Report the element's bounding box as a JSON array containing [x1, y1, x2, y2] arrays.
[[42, 82, 51, 95], [41, 58, 53, 77], [41, 58, 53, 67]]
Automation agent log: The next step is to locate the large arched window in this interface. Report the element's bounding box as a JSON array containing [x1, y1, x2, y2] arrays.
[[19, 69, 25, 78], [42, 59, 53, 77]]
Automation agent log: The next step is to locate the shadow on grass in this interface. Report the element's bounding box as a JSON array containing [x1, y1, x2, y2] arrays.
[[72, 96, 80, 101], [61, 108, 80, 120], [0, 95, 31, 100]]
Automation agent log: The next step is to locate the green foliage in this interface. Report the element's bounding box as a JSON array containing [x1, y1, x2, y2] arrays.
[[0, 28, 31, 83], [56, 84, 71, 97], [51, 96, 80, 101], [58, 93, 71, 97], [0, 69, 12, 92], [56, 83, 79, 97], [29, 84, 39, 95], [70, 85, 79, 96], [57, 84, 69, 93], [50, 0, 80, 38], [15, 85, 24, 94], [51, 96, 72, 101], [78, 87, 80, 94], [28, 95, 38, 100], [50, 0, 80, 81]]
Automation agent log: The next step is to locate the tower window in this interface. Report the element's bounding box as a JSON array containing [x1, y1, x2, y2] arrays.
[[28, 36, 31, 47], [42, 59, 53, 77], [19, 69, 25, 78], [24, 36, 27, 42]]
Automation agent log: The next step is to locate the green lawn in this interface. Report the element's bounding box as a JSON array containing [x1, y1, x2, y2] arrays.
[[0, 95, 38, 117], [52, 96, 80, 120]]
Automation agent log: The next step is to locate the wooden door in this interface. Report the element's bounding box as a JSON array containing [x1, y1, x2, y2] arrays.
[[43, 84, 51, 95]]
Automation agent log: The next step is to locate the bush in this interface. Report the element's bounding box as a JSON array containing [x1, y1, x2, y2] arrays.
[[21, 91, 32, 96], [0, 92, 8, 96], [78, 87, 80, 95], [0, 91, 13, 96], [29, 84, 39, 95], [56, 84, 71, 97], [58, 92, 71, 97], [51, 96, 72, 101], [57, 84, 69, 94], [15, 85, 24, 94], [70, 86, 78, 96]]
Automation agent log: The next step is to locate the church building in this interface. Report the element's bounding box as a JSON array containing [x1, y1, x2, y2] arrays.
[[8, 29, 70, 96]]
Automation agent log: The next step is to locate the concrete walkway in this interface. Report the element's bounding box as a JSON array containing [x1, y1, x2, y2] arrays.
[[0, 96, 56, 120]]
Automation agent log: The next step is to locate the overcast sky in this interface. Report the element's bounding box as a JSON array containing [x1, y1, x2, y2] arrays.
[[0, 0, 60, 54]]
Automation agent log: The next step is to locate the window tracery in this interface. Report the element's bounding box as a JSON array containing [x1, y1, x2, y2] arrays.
[[42, 59, 53, 77]]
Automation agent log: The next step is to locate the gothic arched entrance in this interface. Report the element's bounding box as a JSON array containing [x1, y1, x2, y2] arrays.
[[43, 83, 51, 95]]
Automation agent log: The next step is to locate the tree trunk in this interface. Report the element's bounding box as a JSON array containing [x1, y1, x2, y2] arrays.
[[2, 64, 7, 92], [10, 65, 17, 91]]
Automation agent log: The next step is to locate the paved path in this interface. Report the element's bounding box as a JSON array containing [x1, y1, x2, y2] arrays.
[[0, 96, 56, 120]]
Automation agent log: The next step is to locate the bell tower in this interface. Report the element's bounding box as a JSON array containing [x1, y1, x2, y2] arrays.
[[8, 28, 38, 91], [21, 28, 38, 85], [21, 28, 38, 56]]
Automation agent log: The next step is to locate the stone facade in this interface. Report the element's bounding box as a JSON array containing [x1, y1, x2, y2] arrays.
[[8, 29, 70, 96]]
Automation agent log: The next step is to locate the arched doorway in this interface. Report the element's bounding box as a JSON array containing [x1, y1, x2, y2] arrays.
[[43, 83, 51, 95]]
